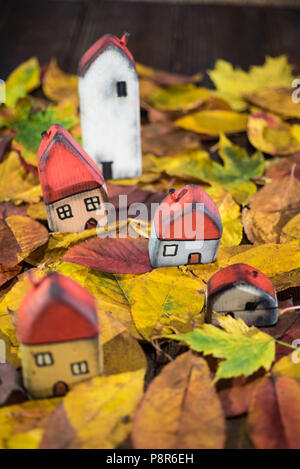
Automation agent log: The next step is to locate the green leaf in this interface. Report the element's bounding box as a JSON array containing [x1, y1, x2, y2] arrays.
[[168, 315, 275, 381], [11, 100, 78, 165], [208, 56, 294, 111], [149, 134, 264, 204]]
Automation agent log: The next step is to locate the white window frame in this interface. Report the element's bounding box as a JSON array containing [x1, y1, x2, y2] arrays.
[[71, 361, 89, 376], [35, 352, 54, 367], [163, 244, 178, 257]]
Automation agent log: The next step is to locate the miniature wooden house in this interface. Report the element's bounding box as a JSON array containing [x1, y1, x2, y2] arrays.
[[148, 185, 222, 268], [206, 263, 278, 327], [37, 124, 108, 233], [78, 33, 142, 180], [18, 272, 101, 399]]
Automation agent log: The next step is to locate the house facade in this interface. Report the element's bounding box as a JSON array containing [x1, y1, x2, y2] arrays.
[[206, 263, 278, 327], [18, 272, 101, 399], [37, 124, 108, 233], [78, 34, 142, 180], [148, 185, 223, 268]]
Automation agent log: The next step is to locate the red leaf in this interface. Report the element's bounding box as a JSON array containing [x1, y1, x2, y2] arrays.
[[218, 376, 265, 418], [106, 183, 164, 221], [64, 236, 152, 274], [248, 376, 300, 449]]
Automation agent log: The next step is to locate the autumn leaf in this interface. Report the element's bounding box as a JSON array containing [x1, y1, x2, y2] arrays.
[[42, 59, 78, 105], [5, 57, 40, 108], [132, 352, 225, 449], [0, 398, 61, 449], [248, 376, 300, 449], [169, 315, 275, 381], [0, 264, 22, 288], [0, 364, 27, 408], [218, 375, 265, 418], [116, 267, 205, 341], [5, 215, 49, 261], [53, 262, 140, 340], [265, 152, 300, 181], [242, 175, 300, 244], [245, 87, 300, 119], [26, 229, 98, 267], [99, 310, 147, 376], [39, 370, 145, 449], [247, 111, 300, 156], [0, 151, 41, 204], [142, 122, 199, 157], [11, 100, 78, 165], [63, 236, 152, 274], [149, 84, 211, 112], [207, 186, 243, 246], [280, 214, 300, 245], [208, 56, 294, 111], [175, 109, 248, 136], [136, 62, 202, 86], [273, 352, 300, 383], [149, 134, 264, 204]]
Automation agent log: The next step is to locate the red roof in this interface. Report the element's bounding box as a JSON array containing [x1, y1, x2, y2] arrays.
[[37, 124, 105, 204], [78, 33, 136, 77], [18, 272, 99, 345], [207, 263, 276, 299], [154, 185, 222, 240]]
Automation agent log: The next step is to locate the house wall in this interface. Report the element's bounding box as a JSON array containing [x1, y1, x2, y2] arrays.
[[209, 284, 278, 326], [78, 46, 142, 180], [47, 187, 107, 232], [148, 231, 221, 268], [21, 336, 100, 398]]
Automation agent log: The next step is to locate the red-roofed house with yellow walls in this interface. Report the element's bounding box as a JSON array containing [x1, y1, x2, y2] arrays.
[[37, 124, 108, 233], [206, 263, 278, 327], [148, 185, 223, 268], [78, 34, 142, 180], [18, 272, 102, 398]]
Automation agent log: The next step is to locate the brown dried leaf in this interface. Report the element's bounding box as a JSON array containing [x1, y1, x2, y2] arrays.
[[242, 175, 300, 244], [132, 352, 225, 449]]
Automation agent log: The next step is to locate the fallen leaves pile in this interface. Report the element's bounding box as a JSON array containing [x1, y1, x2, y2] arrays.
[[0, 55, 300, 449]]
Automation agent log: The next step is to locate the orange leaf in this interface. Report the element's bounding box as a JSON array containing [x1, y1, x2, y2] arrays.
[[132, 351, 225, 449]]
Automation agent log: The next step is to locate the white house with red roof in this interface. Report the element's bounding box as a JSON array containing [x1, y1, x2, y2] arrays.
[[18, 272, 101, 398], [206, 263, 278, 326], [148, 185, 223, 268], [37, 124, 108, 233], [78, 33, 142, 180]]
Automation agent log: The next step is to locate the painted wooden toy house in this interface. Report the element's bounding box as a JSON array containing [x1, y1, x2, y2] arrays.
[[78, 33, 142, 180], [37, 124, 108, 233], [148, 185, 223, 268], [206, 263, 278, 326], [18, 272, 101, 399]]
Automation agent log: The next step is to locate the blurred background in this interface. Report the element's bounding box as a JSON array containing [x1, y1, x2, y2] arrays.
[[1, 0, 299, 83]]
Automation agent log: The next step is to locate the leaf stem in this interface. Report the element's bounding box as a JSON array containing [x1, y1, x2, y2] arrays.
[[275, 339, 298, 350]]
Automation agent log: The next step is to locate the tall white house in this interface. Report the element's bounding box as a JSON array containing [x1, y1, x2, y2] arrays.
[[78, 34, 142, 180]]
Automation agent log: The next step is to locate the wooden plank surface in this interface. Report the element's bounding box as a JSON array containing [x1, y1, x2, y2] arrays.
[[0, 0, 299, 81]]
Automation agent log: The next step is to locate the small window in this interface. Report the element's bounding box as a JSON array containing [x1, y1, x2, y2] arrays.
[[117, 81, 127, 97], [35, 352, 54, 367], [84, 196, 100, 212], [71, 361, 89, 376], [163, 244, 178, 257], [56, 204, 73, 220]]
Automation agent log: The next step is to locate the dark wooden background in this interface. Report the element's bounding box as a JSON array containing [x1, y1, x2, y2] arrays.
[[1, 0, 300, 83]]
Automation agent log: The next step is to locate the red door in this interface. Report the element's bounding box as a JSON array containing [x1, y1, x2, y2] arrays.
[[53, 381, 69, 396], [85, 218, 97, 230], [188, 253, 201, 265]]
